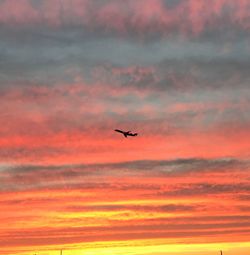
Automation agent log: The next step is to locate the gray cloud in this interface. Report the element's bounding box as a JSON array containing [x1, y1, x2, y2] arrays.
[[1, 26, 249, 97], [5, 157, 248, 173], [161, 183, 250, 197], [1, 157, 248, 191]]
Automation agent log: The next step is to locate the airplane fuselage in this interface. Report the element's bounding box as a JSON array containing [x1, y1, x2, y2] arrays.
[[114, 129, 138, 138]]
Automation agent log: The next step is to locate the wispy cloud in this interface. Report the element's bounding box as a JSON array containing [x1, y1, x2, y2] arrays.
[[1, 157, 249, 191]]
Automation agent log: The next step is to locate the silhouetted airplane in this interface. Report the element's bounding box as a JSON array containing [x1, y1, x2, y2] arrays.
[[114, 129, 138, 138]]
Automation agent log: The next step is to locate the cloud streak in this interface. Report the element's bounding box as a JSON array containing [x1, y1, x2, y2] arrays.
[[0, 0, 249, 36]]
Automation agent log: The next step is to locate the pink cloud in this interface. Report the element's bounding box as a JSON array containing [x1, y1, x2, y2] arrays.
[[0, 80, 249, 165], [0, 0, 249, 35], [0, 0, 39, 25]]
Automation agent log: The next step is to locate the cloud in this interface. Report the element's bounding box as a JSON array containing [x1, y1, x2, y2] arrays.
[[0, 0, 249, 37], [2, 222, 250, 247], [238, 195, 250, 201], [66, 203, 198, 213], [162, 183, 250, 197], [1, 157, 248, 191], [4, 157, 248, 173], [1, 32, 249, 93]]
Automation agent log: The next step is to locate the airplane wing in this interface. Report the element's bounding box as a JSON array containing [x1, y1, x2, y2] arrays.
[[114, 129, 125, 134]]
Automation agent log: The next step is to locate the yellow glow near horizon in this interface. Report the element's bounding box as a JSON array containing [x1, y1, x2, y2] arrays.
[[12, 241, 250, 255]]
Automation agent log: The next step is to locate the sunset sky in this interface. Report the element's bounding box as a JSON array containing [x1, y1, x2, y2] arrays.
[[0, 0, 250, 255]]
